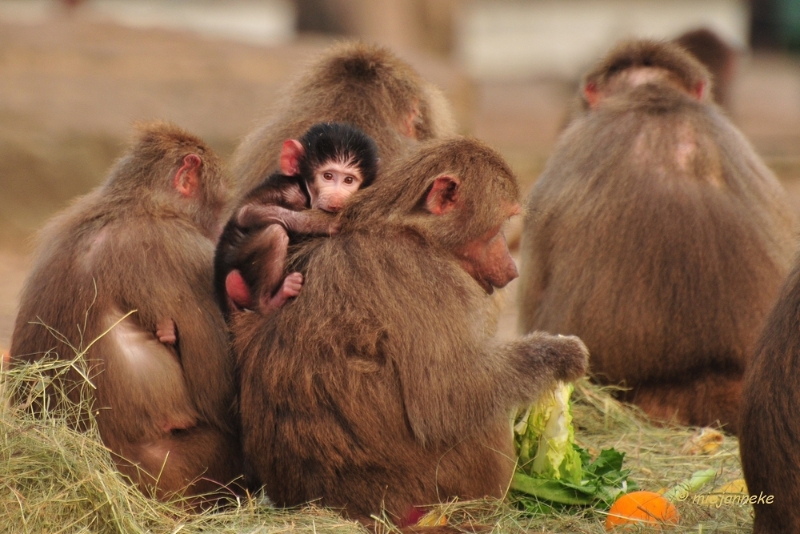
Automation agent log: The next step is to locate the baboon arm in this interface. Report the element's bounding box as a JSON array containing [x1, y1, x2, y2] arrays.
[[238, 204, 338, 235], [397, 332, 588, 445]]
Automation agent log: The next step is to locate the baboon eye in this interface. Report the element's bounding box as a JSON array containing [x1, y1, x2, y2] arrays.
[[345, 176, 354, 184], [324, 172, 333, 180]]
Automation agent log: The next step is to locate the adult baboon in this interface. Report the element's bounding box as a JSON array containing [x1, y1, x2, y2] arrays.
[[230, 41, 456, 199], [518, 40, 797, 433], [741, 258, 800, 533], [234, 137, 589, 528], [10, 122, 242, 504]]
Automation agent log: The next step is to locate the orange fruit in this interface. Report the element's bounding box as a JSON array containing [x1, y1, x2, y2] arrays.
[[605, 491, 680, 530]]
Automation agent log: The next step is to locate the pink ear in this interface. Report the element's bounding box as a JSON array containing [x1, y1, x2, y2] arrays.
[[280, 139, 304, 176], [583, 82, 600, 109], [692, 81, 707, 101], [426, 175, 460, 216], [174, 154, 201, 197]]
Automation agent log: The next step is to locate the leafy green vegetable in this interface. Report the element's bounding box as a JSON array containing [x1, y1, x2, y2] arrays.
[[511, 382, 637, 511], [515, 382, 583, 484]]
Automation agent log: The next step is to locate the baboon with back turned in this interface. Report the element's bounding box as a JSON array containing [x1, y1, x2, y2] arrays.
[[517, 40, 797, 433], [10, 122, 242, 504], [233, 137, 589, 530]]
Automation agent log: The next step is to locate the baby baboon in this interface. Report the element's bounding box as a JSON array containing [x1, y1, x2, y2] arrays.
[[216, 122, 378, 315]]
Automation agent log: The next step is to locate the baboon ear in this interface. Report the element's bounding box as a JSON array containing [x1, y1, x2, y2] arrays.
[[583, 82, 601, 109], [692, 81, 707, 101], [280, 139, 305, 176], [174, 154, 201, 197], [426, 175, 460, 216]]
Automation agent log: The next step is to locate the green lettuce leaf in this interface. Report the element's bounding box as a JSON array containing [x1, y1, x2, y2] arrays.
[[512, 383, 637, 510]]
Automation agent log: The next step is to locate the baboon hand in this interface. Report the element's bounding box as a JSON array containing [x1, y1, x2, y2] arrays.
[[549, 334, 589, 382], [519, 332, 589, 384], [156, 318, 178, 346]]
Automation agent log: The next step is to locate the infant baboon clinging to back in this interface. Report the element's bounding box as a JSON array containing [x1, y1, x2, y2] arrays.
[[215, 122, 378, 315]]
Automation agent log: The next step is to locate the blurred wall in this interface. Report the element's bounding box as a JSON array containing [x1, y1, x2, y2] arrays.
[[455, 0, 749, 80]]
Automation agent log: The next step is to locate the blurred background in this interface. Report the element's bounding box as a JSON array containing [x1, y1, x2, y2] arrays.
[[1, 0, 799, 346]]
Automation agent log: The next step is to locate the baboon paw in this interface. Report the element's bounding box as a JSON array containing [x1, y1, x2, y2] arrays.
[[549, 334, 589, 382], [156, 318, 177, 345], [281, 272, 304, 297], [261, 273, 303, 314]]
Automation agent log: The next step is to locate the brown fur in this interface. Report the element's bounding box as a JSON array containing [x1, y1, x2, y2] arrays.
[[674, 28, 737, 108], [740, 258, 800, 533], [517, 39, 797, 433], [230, 41, 457, 199], [215, 122, 378, 315], [213, 173, 332, 314], [10, 122, 242, 504], [234, 137, 588, 529], [583, 39, 711, 103]]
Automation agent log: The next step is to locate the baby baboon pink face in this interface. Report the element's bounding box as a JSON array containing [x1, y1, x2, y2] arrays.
[[309, 160, 364, 213]]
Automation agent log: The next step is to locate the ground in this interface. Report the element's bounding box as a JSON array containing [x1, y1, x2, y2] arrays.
[[1, 13, 800, 349]]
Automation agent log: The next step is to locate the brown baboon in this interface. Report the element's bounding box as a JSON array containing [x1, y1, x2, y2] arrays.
[[234, 137, 589, 529], [517, 39, 797, 433], [215, 122, 378, 315], [230, 40, 456, 199], [740, 260, 800, 533], [10, 122, 242, 504]]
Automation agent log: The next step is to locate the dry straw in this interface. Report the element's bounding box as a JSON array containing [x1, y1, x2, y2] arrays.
[[1, 348, 751, 533]]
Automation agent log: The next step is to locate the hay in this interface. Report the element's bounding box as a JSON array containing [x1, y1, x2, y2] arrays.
[[1, 356, 752, 533]]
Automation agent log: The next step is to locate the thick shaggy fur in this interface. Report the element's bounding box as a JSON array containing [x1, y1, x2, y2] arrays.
[[10, 122, 242, 502], [230, 41, 457, 199], [234, 138, 588, 527], [518, 40, 797, 433], [741, 259, 800, 533]]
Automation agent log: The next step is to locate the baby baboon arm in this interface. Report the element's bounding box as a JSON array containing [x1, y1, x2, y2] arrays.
[[237, 204, 339, 235]]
